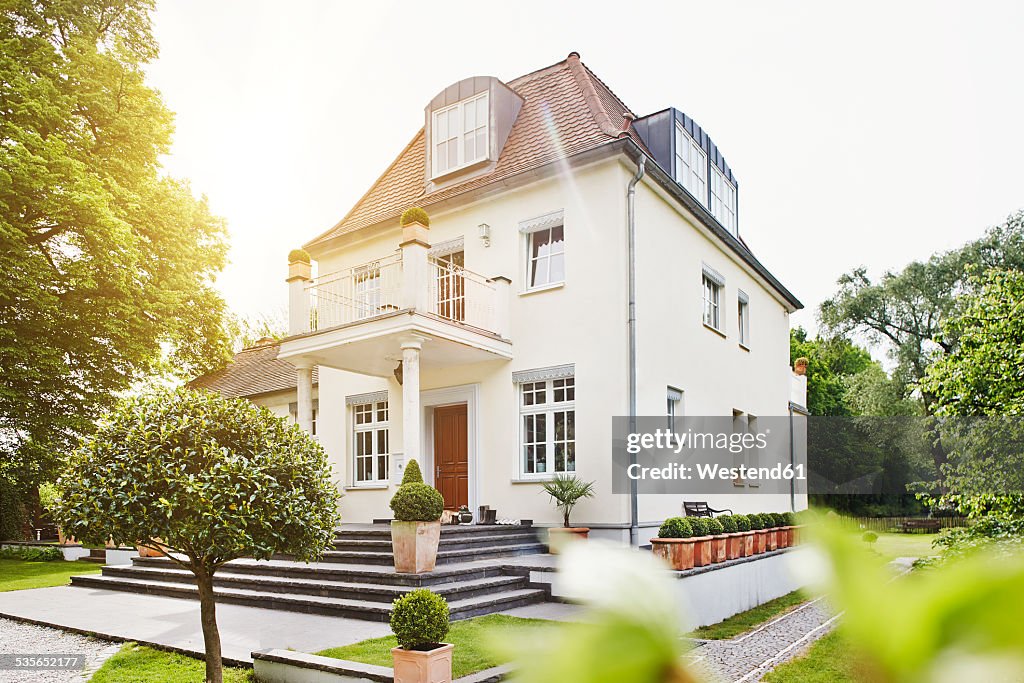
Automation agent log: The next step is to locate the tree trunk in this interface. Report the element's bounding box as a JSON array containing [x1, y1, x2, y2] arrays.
[[193, 566, 223, 683]]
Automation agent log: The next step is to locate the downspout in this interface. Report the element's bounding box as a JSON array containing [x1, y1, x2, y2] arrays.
[[627, 155, 646, 547]]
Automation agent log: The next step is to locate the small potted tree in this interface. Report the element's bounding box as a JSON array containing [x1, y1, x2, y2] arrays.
[[772, 513, 790, 548], [750, 513, 768, 554], [650, 517, 696, 571], [688, 517, 714, 567], [390, 588, 453, 683], [390, 461, 445, 574], [719, 515, 741, 560], [707, 518, 727, 563], [765, 514, 779, 551], [541, 475, 595, 551], [733, 514, 754, 557]]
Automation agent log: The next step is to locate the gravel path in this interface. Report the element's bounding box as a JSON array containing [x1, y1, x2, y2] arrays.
[[0, 617, 120, 683]]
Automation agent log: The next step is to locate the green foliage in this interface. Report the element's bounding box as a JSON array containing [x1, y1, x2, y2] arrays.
[[400, 207, 430, 227], [0, 0, 233, 503], [0, 545, 63, 562], [784, 512, 796, 526], [688, 517, 711, 536], [707, 518, 725, 535], [789, 327, 876, 416], [287, 248, 311, 264], [390, 589, 450, 650], [88, 643, 254, 683], [37, 483, 58, 512], [718, 515, 738, 533], [931, 513, 1024, 562], [389, 483, 444, 522], [734, 514, 751, 532], [229, 310, 288, 351], [541, 475, 595, 527], [401, 459, 425, 485], [861, 531, 878, 545], [748, 514, 765, 530], [772, 513, 788, 527], [691, 590, 807, 640], [0, 558, 100, 592], [55, 388, 341, 564], [656, 517, 692, 539], [0, 480, 27, 542]]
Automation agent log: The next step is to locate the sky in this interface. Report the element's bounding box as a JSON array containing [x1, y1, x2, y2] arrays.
[[146, 0, 1024, 335]]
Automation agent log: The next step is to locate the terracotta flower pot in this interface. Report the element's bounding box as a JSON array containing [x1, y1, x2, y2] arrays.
[[57, 528, 76, 546], [391, 521, 441, 574], [767, 528, 779, 551], [547, 527, 589, 554], [692, 536, 714, 567], [711, 534, 728, 563], [786, 526, 796, 546], [136, 538, 167, 557], [726, 533, 743, 560], [392, 643, 454, 683], [741, 531, 754, 557], [754, 530, 768, 554], [650, 537, 695, 571], [777, 527, 790, 548]]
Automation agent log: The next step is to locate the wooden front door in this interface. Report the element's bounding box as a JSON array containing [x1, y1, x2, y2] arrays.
[[433, 404, 468, 509]]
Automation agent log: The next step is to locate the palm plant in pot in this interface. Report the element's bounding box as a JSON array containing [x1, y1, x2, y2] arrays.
[[734, 514, 754, 556], [541, 474, 595, 551], [650, 517, 696, 571], [390, 588, 453, 683], [688, 517, 714, 567], [390, 461, 445, 573], [708, 517, 728, 563]]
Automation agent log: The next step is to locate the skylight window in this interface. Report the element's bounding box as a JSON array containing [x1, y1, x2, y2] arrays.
[[431, 92, 489, 178]]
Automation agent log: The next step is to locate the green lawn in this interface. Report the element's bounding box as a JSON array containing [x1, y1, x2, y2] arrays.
[[0, 559, 101, 592], [316, 614, 553, 678], [689, 590, 807, 640], [89, 644, 253, 682], [762, 631, 863, 682], [863, 532, 938, 563]]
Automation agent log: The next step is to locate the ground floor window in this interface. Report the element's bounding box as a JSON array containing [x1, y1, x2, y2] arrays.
[[517, 372, 575, 476], [352, 399, 389, 484]]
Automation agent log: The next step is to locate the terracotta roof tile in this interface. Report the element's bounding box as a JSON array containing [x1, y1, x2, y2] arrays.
[[306, 54, 642, 249], [188, 342, 316, 399]]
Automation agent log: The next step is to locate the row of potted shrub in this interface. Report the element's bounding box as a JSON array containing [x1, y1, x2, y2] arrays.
[[650, 512, 800, 571]]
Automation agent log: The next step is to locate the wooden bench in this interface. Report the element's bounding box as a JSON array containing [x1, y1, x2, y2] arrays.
[[900, 519, 941, 533], [683, 501, 733, 518]]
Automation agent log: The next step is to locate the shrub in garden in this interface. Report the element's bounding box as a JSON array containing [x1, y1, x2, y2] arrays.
[[390, 482, 445, 522], [0, 545, 63, 561], [689, 517, 711, 536], [400, 459, 425, 485], [287, 248, 311, 263], [773, 512, 788, 527], [734, 514, 751, 532], [719, 515, 738, 533], [658, 517, 692, 539], [862, 531, 879, 548], [784, 511, 796, 526], [400, 206, 430, 227], [707, 518, 725, 535], [391, 589, 450, 650], [54, 388, 341, 683], [748, 514, 765, 530]]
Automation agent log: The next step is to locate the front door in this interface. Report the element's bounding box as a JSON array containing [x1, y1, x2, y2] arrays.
[[433, 404, 468, 509]]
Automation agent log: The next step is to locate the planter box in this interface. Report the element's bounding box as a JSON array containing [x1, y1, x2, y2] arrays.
[[392, 643, 454, 683], [650, 537, 696, 571], [767, 529, 779, 551], [391, 521, 441, 574], [547, 527, 589, 554], [726, 533, 743, 560], [786, 526, 796, 546], [711, 535, 728, 563], [741, 531, 754, 557], [692, 536, 713, 567], [754, 530, 768, 554]]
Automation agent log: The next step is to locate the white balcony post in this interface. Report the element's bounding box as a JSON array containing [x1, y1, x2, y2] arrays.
[[287, 255, 312, 335], [488, 276, 511, 338], [295, 362, 314, 434], [401, 336, 425, 466], [400, 221, 430, 312]]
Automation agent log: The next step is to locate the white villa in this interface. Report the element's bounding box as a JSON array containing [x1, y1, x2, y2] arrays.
[[193, 52, 807, 544]]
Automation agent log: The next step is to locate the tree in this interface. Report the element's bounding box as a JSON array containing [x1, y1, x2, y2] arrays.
[[0, 1, 233, 522], [54, 389, 341, 683], [789, 327, 874, 416]]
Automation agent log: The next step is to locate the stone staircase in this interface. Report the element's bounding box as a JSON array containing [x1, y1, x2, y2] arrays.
[[71, 524, 549, 621]]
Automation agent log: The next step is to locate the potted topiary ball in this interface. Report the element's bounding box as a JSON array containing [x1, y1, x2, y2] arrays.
[[650, 517, 696, 571], [765, 513, 779, 552], [708, 517, 728, 563], [750, 513, 769, 554], [771, 513, 789, 548], [389, 460, 445, 573], [541, 475, 595, 551], [718, 514, 742, 560], [390, 588, 452, 683], [783, 511, 797, 546], [688, 517, 714, 567], [732, 514, 753, 557]]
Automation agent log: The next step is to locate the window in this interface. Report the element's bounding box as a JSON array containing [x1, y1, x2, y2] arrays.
[[667, 387, 683, 429], [353, 400, 389, 484], [519, 376, 575, 476], [431, 92, 489, 177], [702, 273, 722, 331], [311, 407, 318, 437], [711, 167, 738, 235], [289, 399, 319, 437], [434, 250, 465, 322], [353, 263, 382, 319], [527, 224, 565, 289], [675, 123, 708, 205], [738, 291, 750, 347]]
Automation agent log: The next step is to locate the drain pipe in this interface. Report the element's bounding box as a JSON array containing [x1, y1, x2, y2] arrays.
[[627, 155, 646, 547]]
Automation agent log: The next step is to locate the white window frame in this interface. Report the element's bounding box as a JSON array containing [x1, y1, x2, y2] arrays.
[[711, 166, 738, 235], [738, 291, 750, 347], [519, 211, 566, 292], [351, 400, 389, 485], [667, 386, 683, 429], [431, 92, 489, 178], [675, 122, 708, 206], [353, 262, 382, 319], [517, 375, 575, 478], [702, 269, 724, 332], [289, 399, 319, 439]]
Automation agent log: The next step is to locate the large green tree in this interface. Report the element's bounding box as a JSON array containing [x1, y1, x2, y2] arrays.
[[789, 327, 874, 416], [0, 0, 231, 507]]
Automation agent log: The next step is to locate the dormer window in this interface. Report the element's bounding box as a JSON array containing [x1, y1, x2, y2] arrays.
[[711, 167, 737, 236], [432, 92, 489, 178], [674, 122, 707, 206]]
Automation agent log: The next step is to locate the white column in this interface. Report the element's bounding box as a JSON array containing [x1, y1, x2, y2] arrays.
[[401, 337, 425, 465], [296, 363, 314, 434], [287, 257, 312, 335], [399, 221, 430, 312]]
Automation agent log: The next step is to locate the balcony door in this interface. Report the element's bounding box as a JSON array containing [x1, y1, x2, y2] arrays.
[[433, 403, 468, 510], [435, 250, 465, 322]]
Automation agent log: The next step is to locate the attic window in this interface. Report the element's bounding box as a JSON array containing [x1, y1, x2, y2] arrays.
[[432, 92, 489, 178]]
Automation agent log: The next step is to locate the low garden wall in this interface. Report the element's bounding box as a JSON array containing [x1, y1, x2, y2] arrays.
[[1, 541, 89, 562], [252, 649, 508, 683]]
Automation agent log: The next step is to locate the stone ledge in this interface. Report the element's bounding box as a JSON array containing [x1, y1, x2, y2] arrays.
[[252, 648, 511, 683]]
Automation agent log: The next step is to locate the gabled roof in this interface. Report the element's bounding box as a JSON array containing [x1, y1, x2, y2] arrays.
[[188, 341, 317, 399], [305, 52, 643, 250]]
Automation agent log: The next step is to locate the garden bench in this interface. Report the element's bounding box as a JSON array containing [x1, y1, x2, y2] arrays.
[[900, 519, 941, 533], [683, 501, 733, 518]]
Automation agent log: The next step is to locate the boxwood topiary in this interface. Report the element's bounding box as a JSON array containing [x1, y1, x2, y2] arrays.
[[734, 514, 751, 532], [390, 588, 450, 650], [689, 517, 711, 537], [748, 514, 765, 530], [707, 518, 725, 535], [390, 483, 444, 522], [400, 207, 430, 227], [719, 515, 738, 533], [772, 512, 787, 527], [783, 511, 796, 526], [657, 517, 692, 539], [288, 248, 311, 264], [400, 459, 424, 485]]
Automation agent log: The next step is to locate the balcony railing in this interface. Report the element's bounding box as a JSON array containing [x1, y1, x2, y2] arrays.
[[305, 253, 502, 336]]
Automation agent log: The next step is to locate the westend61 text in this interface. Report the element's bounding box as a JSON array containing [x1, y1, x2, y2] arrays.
[[626, 462, 806, 482]]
